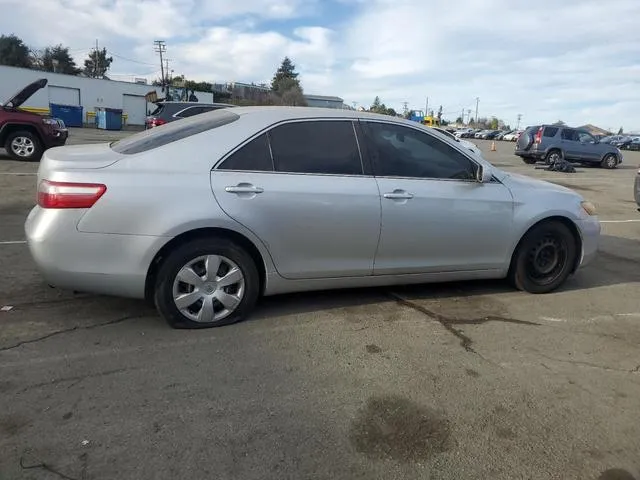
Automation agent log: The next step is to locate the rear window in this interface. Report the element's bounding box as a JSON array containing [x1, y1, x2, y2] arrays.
[[149, 104, 164, 116], [111, 109, 240, 155], [543, 127, 558, 137]]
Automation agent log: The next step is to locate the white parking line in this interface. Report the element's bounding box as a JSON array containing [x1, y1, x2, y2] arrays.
[[600, 219, 640, 223], [0, 240, 27, 245]]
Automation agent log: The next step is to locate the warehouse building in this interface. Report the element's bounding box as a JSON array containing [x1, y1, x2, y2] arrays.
[[0, 65, 213, 126]]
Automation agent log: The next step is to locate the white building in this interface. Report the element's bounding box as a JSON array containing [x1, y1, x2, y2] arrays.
[[0, 65, 213, 126]]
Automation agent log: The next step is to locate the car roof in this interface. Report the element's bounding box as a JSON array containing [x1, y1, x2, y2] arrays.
[[157, 101, 236, 107]]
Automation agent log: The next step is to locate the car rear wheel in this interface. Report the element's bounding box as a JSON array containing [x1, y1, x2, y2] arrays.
[[509, 221, 577, 294], [601, 153, 618, 169], [545, 149, 562, 165], [4, 130, 43, 161], [154, 238, 260, 329]]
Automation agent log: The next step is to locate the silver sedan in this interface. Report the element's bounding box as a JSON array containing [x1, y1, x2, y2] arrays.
[[25, 107, 601, 328]]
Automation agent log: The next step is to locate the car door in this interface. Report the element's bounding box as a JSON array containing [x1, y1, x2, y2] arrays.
[[360, 120, 514, 275], [210, 119, 381, 280], [559, 128, 582, 160], [576, 130, 600, 162]]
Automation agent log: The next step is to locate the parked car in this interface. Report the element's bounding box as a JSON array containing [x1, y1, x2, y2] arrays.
[[454, 128, 474, 138], [515, 124, 622, 169], [635, 166, 640, 210], [26, 107, 600, 329], [146, 101, 236, 128], [484, 130, 502, 140], [623, 137, 640, 151], [431, 126, 482, 157], [495, 130, 511, 141], [503, 130, 523, 142], [0, 78, 68, 161], [474, 130, 489, 139]]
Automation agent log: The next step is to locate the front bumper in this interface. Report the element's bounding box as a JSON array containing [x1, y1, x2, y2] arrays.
[[25, 206, 169, 299], [43, 128, 69, 148], [575, 216, 601, 269]]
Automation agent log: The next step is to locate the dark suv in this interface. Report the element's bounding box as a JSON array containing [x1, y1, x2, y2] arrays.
[[515, 124, 622, 169], [146, 101, 236, 128], [0, 79, 68, 161]]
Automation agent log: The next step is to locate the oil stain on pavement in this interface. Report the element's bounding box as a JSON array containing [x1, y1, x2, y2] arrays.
[[349, 395, 452, 462]]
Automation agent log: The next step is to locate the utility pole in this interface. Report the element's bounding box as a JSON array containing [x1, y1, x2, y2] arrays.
[[516, 113, 522, 130], [425, 97, 429, 118], [467, 109, 472, 125], [95, 39, 99, 78], [153, 40, 166, 91], [461, 108, 465, 124], [402, 101, 409, 116], [475, 97, 480, 123]]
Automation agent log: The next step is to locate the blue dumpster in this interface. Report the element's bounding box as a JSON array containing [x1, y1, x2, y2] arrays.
[[49, 103, 83, 127], [96, 107, 123, 131]]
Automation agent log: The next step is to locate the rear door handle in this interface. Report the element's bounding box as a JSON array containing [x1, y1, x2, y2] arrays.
[[225, 184, 264, 194], [383, 190, 413, 200]]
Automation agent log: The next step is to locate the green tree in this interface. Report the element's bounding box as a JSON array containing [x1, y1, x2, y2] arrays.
[[618, 126, 623, 134], [271, 58, 306, 106], [0, 34, 31, 68], [553, 120, 565, 126], [455, 116, 463, 124], [271, 57, 300, 90], [488, 117, 499, 129], [83, 47, 113, 78], [35, 45, 81, 74]]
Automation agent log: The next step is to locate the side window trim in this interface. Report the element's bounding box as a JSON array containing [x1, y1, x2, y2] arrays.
[[360, 119, 482, 182]]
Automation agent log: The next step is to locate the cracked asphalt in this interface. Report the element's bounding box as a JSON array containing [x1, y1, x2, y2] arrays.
[[1, 131, 640, 480]]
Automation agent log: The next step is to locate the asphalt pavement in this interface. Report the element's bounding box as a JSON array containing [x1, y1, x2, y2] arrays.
[[0, 129, 639, 480]]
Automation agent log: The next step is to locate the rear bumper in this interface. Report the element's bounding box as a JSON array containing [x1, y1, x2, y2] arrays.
[[515, 149, 544, 159], [25, 206, 170, 299], [575, 216, 600, 269]]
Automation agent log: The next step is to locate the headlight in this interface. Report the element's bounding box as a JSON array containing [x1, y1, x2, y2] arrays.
[[42, 118, 58, 125], [581, 201, 597, 216]]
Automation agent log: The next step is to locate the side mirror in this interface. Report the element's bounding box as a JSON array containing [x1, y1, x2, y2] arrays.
[[476, 164, 493, 183]]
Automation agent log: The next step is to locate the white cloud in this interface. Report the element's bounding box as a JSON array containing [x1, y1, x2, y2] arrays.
[[2, 0, 640, 130]]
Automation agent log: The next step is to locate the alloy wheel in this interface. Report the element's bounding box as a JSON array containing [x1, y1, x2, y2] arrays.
[[10, 136, 35, 157]]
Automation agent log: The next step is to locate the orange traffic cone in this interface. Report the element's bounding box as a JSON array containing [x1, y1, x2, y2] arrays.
[[490, 141, 497, 152]]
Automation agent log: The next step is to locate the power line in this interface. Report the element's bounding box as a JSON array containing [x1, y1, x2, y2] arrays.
[[108, 50, 157, 66]]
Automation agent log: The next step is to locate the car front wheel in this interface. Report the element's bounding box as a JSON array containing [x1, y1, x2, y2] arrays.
[[601, 153, 618, 169], [509, 221, 577, 294], [4, 130, 43, 161], [154, 238, 260, 328]]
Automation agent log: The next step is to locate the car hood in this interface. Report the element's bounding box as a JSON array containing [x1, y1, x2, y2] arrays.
[[501, 172, 579, 196], [2, 78, 48, 108]]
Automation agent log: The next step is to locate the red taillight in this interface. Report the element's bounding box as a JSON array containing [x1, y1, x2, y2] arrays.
[[37, 180, 107, 209], [534, 127, 543, 144], [151, 118, 166, 127]]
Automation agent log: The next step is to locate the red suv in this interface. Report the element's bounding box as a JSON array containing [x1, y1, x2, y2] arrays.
[[0, 78, 68, 161]]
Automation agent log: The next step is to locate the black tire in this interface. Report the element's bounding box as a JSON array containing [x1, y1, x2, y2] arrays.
[[4, 130, 43, 161], [545, 149, 562, 165], [154, 237, 260, 329], [521, 157, 537, 165], [601, 153, 618, 169], [509, 221, 577, 294]]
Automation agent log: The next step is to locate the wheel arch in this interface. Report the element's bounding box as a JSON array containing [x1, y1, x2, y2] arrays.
[[144, 227, 268, 303], [0, 123, 41, 146], [508, 216, 583, 276]]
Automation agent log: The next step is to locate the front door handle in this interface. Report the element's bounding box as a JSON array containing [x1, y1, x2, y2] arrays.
[[225, 184, 264, 194], [383, 190, 414, 200]]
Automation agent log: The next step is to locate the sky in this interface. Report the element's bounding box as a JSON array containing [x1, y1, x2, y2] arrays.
[[1, 0, 640, 131]]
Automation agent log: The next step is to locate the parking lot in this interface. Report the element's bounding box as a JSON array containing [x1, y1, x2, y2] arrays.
[[1, 129, 639, 480]]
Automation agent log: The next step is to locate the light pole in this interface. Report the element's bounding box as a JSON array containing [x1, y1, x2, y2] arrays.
[[475, 97, 479, 124]]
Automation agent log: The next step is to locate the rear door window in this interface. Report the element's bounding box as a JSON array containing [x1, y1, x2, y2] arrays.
[[218, 134, 273, 171], [543, 127, 558, 137], [561, 129, 579, 141], [268, 120, 363, 175]]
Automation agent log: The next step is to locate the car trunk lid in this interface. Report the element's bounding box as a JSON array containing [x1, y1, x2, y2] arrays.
[[38, 143, 124, 183]]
